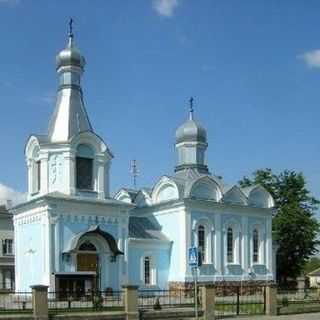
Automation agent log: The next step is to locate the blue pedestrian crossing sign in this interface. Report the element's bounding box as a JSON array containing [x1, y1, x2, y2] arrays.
[[188, 246, 198, 266]]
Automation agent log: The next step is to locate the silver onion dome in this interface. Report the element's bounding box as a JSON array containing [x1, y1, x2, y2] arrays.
[[56, 35, 86, 70], [176, 119, 207, 144], [176, 97, 207, 144]]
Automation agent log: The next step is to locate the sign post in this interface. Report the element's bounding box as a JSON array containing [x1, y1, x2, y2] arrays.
[[188, 247, 199, 320]]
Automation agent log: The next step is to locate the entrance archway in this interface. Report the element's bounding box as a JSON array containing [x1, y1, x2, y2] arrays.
[[77, 241, 98, 272], [57, 226, 123, 294]]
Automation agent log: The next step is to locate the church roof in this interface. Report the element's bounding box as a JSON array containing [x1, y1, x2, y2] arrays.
[[12, 191, 133, 211], [63, 225, 123, 256], [171, 168, 224, 197], [176, 119, 207, 144], [116, 167, 274, 209], [48, 90, 93, 142], [48, 31, 93, 143], [122, 188, 139, 201], [56, 35, 86, 70], [129, 216, 170, 242], [175, 98, 207, 145]]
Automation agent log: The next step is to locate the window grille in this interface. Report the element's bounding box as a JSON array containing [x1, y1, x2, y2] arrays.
[[227, 227, 234, 263]]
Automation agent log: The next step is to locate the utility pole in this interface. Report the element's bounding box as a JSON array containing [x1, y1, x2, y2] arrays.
[[130, 160, 139, 189]]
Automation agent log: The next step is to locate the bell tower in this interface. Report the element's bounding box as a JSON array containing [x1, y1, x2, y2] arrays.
[[25, 21, 113, 200]]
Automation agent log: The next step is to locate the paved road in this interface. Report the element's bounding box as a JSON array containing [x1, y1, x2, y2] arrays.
[[236, 313, 320, 320]]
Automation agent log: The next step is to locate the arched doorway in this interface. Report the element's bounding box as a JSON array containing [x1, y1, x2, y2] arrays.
[[77, 241, 98, 272], [56, 225, 123, 295]]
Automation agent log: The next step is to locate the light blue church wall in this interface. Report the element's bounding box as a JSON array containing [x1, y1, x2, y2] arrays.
[[16, 221, 45, 291], [153, 210, 183, 282], [190, 209, 270, 280], [128, 243, 170, 289]]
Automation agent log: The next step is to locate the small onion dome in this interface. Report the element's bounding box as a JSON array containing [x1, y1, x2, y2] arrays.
[[56, 36, 86, 70], [176, 119, 207, 144]]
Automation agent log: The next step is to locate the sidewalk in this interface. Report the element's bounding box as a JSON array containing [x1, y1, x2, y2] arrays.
[[236, 313, 320, 320]]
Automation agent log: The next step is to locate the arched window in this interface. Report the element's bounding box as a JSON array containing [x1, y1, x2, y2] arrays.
[[227, 227, 234, 263], [253, 229, 259, 263], [76, 144, 94, 190], [144, 257, 151, 285], [198, 225, 206, 263]]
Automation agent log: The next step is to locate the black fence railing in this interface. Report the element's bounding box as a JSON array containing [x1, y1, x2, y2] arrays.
[[215, 285, 266, 317], [48, 290, 124, 313], [0, 292, 32, 314], [277, 288, 320, 314], [138, 289, 195, 309]]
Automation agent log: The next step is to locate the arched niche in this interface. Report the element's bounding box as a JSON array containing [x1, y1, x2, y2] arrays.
[[248, 186, 274, 208], [152, 176, 180, 204], [188, 176, 222, 201], [223, 186, 248, 205]]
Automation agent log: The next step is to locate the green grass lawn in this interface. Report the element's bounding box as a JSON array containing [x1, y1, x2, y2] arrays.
[[0, 309, 32, 314]]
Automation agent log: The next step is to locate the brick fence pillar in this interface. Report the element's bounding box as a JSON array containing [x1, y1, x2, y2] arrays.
[[30, 285, 48, 320], [265, 284, 277, 316], [200, 284, 215, 320], [122, 284, 139, 320]]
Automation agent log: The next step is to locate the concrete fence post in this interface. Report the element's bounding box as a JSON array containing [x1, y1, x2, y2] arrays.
[[30, 285, 49, 320], [122, 284, 139, 320], [265, 284, 277, 316], [200, 284, 215, 320]]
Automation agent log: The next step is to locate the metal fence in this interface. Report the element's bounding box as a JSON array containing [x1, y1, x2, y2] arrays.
[[277, 288, 320, 315], [48, 290, 124, 313], [0, 292, 32, 314], [138, 289, 195, 309], [215, 285, 266, 317]]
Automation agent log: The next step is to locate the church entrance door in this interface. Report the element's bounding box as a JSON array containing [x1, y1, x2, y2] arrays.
[[76, 241, 100, 291], [77, 253, 98, 272]]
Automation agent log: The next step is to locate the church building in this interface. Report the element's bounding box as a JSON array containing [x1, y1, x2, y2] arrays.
[[12, 28, 275, 293]]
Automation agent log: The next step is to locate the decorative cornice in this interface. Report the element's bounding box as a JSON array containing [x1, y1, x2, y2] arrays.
[[14, 212, 44, 225], [59, 213, 119, 225]]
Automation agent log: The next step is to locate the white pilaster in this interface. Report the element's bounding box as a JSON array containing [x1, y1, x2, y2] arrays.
[[214, 213, 222, 274], [27, 160, 32, 199], [39, 153, 49, 195], [181, 209, 188, 278], [64, 151, 75, 195], [241, 216, 248, 272], [96, 155, 106, 199], [266, 217, 272, 274], [54, 217, 61, 272], [104, 161, 111, 197]]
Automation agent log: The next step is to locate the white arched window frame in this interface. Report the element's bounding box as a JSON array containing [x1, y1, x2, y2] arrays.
[[189, 178, 223, 202], [198, 225, 206, 263], [140, 255, 157, 286], [193, 220, 214, 265], [151, 177, 180, 204], [250, 224, 265, 265], [224, 220, 240, 265]]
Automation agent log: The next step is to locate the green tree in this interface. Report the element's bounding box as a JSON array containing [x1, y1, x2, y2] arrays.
[[239, 169, 320, 285]]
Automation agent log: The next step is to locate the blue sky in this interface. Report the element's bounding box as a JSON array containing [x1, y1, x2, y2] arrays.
[[0, 0, 320, 203]]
